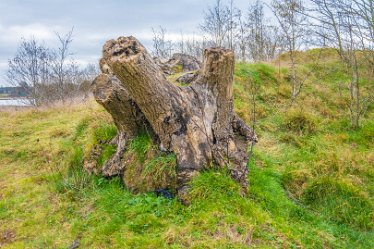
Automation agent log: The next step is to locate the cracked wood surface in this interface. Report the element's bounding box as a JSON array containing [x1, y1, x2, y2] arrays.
[[91, 36, 257, 203]]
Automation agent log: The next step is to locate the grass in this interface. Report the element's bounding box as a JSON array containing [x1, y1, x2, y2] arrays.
[[0, 49, 373, 248], [122, 132, 177, 193]]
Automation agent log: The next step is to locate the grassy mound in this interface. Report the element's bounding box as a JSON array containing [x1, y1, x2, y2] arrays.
[[303, 177, 373, 230], [0, 49, 373, 248]]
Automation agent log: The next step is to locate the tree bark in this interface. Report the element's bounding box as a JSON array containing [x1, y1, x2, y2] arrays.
[[91, 36, 257, 203]]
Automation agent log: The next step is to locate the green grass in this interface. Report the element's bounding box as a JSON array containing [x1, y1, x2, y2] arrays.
[[122, 132, 177, 193], [0, 49, 373, 248], [303, 177, 372, 229], [129, 132, 152, 162]]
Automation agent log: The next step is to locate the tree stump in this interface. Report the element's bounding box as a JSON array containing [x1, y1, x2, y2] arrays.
[[91, 36, 257, 203]]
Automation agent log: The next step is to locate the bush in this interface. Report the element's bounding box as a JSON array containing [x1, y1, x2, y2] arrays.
[[97, 144, 116, 166], [56, 146, 93, 197], [282, 168, 312, 198], [284, 109, 317, 135]]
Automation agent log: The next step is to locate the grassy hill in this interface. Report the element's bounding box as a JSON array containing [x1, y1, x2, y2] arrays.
[[0, 49, 373, 248]]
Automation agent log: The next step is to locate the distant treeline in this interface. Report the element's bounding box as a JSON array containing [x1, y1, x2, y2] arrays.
[[6, 28, 99, 106], [0, 86, 29, 98]]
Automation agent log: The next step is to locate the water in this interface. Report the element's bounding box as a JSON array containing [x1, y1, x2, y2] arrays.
[[0, 98, 32, 106]]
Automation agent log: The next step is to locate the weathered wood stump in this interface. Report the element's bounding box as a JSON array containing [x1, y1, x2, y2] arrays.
[[91, 36, 257, 203]]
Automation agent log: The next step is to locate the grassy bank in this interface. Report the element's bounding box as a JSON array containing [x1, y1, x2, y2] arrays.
[[0, 49, 373, 248]]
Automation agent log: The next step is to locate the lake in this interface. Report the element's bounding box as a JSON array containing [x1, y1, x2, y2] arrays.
[[0, 98, 32, 106]]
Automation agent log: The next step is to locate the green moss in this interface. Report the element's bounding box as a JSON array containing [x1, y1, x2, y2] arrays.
[[171, 64, 183, 73], [116, 132, 178, 192], [97, 144, 116, 166], [143, 154, 177, 185]]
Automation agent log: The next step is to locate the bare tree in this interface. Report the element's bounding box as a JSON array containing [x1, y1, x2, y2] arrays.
[[50, 28, 76, 102], [263, 25, 282, 61], [7, 28, 95, 106], [247, 0, 274, 61], [307, 0, 373, 127], [247, 0, 266, 61], [6, 37, 52, 106], [151, 26, 173, 60], [270, 0, 308, 101], [340, 0, 374, 73], [182, 35, 213, 61], [236, 10, 247, 62], [227, 0, 239, 50], [82, 63, 100, 82], [200, 0, 232, 47], [178, 31, 185, 54]]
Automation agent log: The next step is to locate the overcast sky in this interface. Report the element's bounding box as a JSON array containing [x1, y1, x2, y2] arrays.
[[0, 0, 264, 86]]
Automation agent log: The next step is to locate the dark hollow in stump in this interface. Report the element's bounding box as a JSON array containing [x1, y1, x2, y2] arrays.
[[91, 36, 257, 203]]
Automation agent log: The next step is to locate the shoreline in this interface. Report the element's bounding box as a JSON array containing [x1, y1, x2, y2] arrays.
[[0, 105, 32, 111], [0, 97, 29, 100], [0, 98, 33, 108]]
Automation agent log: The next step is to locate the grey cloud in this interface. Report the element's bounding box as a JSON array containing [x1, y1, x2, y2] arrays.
[[0, 0, 251, 85]]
